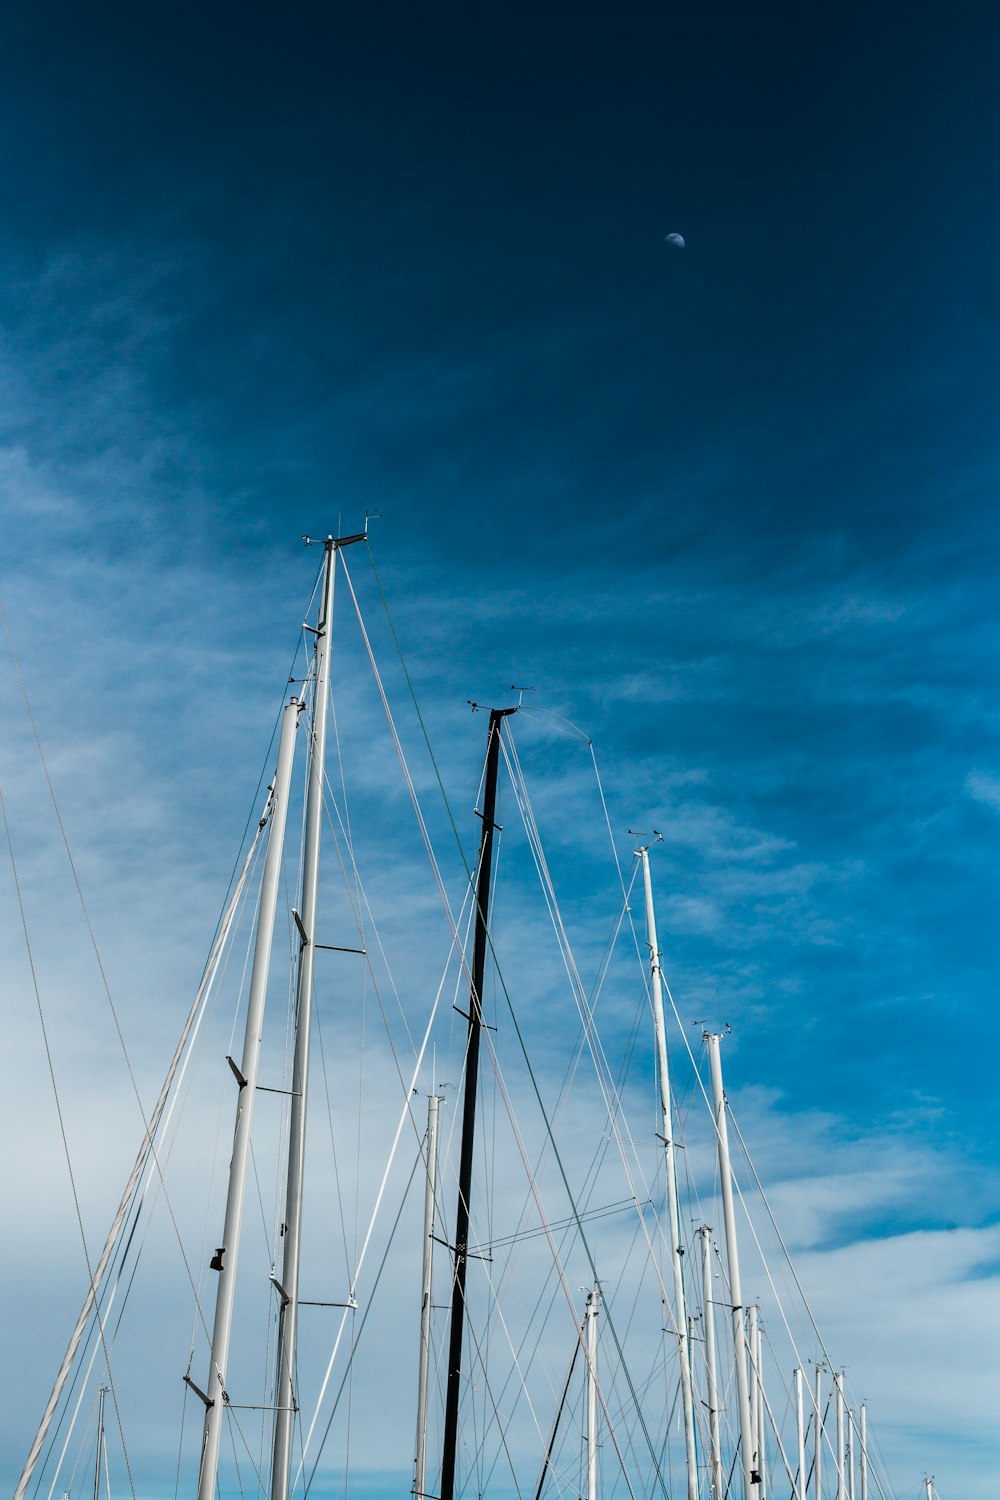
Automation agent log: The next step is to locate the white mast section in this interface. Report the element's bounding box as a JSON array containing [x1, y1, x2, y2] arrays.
[[585, 1289, 600, 1500], [794, 1369, 806, 1500], [640, 848, 699, 1500], [748, 1305, 760, 1490], [195, 691, 302, 1500], [414, 1093, 440, 1500], [706, 1032, 757, 1500], [752, 1308, 766, 1500], [847, 1411, 855, 1500], [814, 1366, 824, 1500], [92, 1386, 105, 1500], [859, 1404, 868, 1500], [271, 537, 338, 1500], [700, 1228, 723, 1500], [834, 1372, 846, 1500], [924, 1479, 933, 1500]]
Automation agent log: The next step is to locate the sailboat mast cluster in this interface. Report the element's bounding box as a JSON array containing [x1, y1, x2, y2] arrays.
[[13, 540, 916, 1500]]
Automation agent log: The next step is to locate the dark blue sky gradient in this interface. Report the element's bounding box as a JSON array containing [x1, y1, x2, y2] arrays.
[[2, 0, 996, 1090]]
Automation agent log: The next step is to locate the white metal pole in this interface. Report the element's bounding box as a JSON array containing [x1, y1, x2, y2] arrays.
[[272, 541, 337, 1500], [92, 1387, 105, 1500], [814, 1366, 824, 1500], [753, 1310, 766, 1500], [700, 1228, 723, 1500], [706, 1033, 756, 1500], [847, 1412, 855, 1500], [924, 1479, 933, 1500], [859, 1404, 868, 1500], [196, 692, 302, 1500], [794, 1369, 806, 1500], [834, 1373, 846, 1500], [585, 1289, 600, 1500], [414, 1094, 440, 1499], [754, 1361, 798, 1498], [748, 1305, 760, 1488], [641, 850, 699, 1500]]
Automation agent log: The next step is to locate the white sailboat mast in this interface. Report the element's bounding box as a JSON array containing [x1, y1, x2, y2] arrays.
[[834, 1372, 846, 1500], [700, 1227, 723, 1500], [794, 1369, 806, 1500], [195, 691, 302, 1500], [706, 1032, 757, 1500], [92, 1386, 106, 1500], [271, 536, 339, 1500], [585, 1288, 600, 1500], [639, 848, 699, 1500], [814, 1365, 824, 1500], [751, 1306, 766, 1500], [748, 1304, 760, 1487], [413, 1093, 440, 1500], [859, 1404, 868, 1500]]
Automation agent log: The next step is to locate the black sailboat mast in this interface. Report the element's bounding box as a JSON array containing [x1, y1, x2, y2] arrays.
[[439, 706, 515, 1500]]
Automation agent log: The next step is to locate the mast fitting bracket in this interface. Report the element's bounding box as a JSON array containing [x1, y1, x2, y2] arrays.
[[226, 1056, 248, 1090], [183, 1374, 215, 1410]]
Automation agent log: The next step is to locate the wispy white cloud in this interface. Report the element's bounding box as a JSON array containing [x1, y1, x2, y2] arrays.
[[965, 769, 1000, 812]]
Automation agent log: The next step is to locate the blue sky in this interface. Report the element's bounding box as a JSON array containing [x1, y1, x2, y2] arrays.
[[1, 3, 998, 1499]]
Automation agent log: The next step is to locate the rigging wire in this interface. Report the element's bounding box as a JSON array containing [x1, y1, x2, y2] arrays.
[[300, 1142, 425, 1497], [38, 825, 268, 1500], [1, 783, 138, 1500], [309, 551, 899, 1500], [340, 557, 675, 1496]]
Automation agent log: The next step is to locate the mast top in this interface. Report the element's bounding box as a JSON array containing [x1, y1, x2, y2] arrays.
[[467, 701, 519, 718], [301, 523, 369, 550], [629, 829, 664, 854]]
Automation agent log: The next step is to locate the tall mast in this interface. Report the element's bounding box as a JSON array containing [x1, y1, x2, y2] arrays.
[[196, 690, 302, 1500], [585, 1289, 600, 1500], [859, 1404, 868, 1500], [639, 849, 699, 1500], [271, 533, 351, 1500], [834, 1372, 846, 1500], [748, 1305, 760, 1489], [794, 1369, 806, 1500], [439, 707, 514, 1500], [699, 1227, 723, 1500], [92, 1387, 106, 1500], [706, 1032, 757, 1500], [814, 1366, 824, 1500], [847, 1411, 855, 1500], [751, 1307, 766, 1500], [414, 1093, 441, 1500]]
